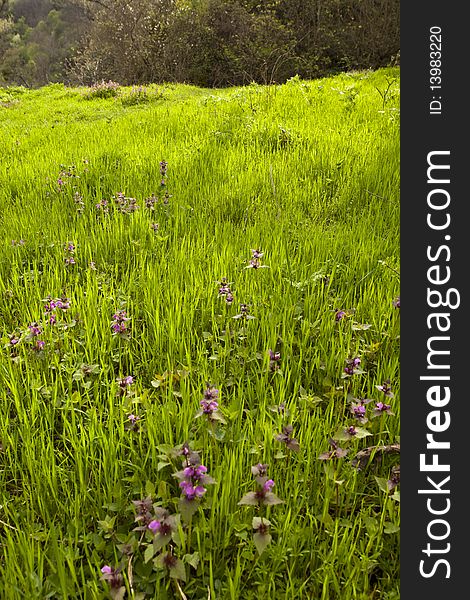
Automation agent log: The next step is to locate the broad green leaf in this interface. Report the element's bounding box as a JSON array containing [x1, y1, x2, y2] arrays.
[[183, 552, 200, 570], [169, 558, 186, 582], [374, 476, 390, 494], [253, 532, 272, 556], [384, 522, 400, 534], [144, 544, 156, 564]]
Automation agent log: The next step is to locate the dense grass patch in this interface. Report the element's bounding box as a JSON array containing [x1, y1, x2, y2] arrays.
[[0, 68, 400, 599]]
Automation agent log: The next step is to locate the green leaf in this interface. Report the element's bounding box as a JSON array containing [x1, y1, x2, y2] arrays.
[[238, 492, 259, 506], [253, 531, 272, 556], [169, 558, 186, 582], [153, 532, 172, 552], [252, 517, 271, 530], [323, 462, 336, 481], [183, 552, 200, 570], [263, 492, 284, 506], [110, 587, 126, 600], [352, 323, 372, 331], [384, 522, 400, 534], [354, 427, 372, 438], [145, 480, 156, 498], [144, 544, 156, 564], [363, 515, 379, 536], [374, 476, 390, 494], [178, 497, 199, 523]]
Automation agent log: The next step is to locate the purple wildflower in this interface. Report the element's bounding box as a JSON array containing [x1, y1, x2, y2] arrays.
[[387, 465, 400, 491], [203, 385, 219, 401], [111, 310, 130, 337], [268, 349, 281, 371], [371, 401, 395, 418], [96, 199, 109, 213], [217, 278, 235, 304], [239, 466, 284, 507], [180, 481, 206, 500], [132, 496, 154, 529], [145, 194, 158, 209], [100, 565, 123, 589], [376, 379, 394, 398], [117, 375, 134, 396], [251, 463, 268, 480], [233, 303, 255, 320], [200, 399, 219, 413], [318, 438, 349, 460], [174, 458, 215, 503], [393, 296, 400, 309], [275, 424, 300, 452], [263, 479, 275, 493], [335, 309, 347, 321], [350, 397, 373, 423], [343, 356, 363, 376], [245, 248, 269, 270], [28, 323, 42, 337]]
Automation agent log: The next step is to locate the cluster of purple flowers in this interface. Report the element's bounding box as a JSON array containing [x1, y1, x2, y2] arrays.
[[57, 164, 78, 191], [195, 384, 226, 424], [174, 445, 215, 504], [84, 80, 120, 99], [343, 356, 362, 377], [233, 303, 255, 320], [111, 310, 130, 336], [114, 191, 139, 214], [200, 385, 219, 414], [350, 398, 372, 423], [25, 322, 45, 351], [44, 296, 70, 325], [268, 349, 281, 372], [217, 277, 234, 305], [95, 198, 109, 214], [350, 387, 395, 424], [100, 565, 123, 590], [73, 191, 85, 214], [238, 464, 284, 508], [116, 375, 133, 397], [318, 438, 349, 461], [64, 242, 76, 266], [245, 248, 268, 270]]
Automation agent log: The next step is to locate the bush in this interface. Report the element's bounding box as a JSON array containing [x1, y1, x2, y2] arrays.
[[83, 80, 120, 99]]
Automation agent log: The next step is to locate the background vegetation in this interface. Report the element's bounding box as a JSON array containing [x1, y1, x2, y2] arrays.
[[0, 0, 400, 88]]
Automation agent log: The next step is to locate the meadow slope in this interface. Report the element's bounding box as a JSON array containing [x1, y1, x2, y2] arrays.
[[0, 69, 400, 599]]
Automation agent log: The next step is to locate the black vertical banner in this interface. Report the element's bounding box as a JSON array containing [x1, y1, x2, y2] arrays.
[[401, 4, 466, 599]]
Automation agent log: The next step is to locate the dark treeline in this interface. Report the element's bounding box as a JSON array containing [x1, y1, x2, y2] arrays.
[[0, 0, 399, 88]]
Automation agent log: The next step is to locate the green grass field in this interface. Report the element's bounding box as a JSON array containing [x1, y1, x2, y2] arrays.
[[0, 68, 400, 600]]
